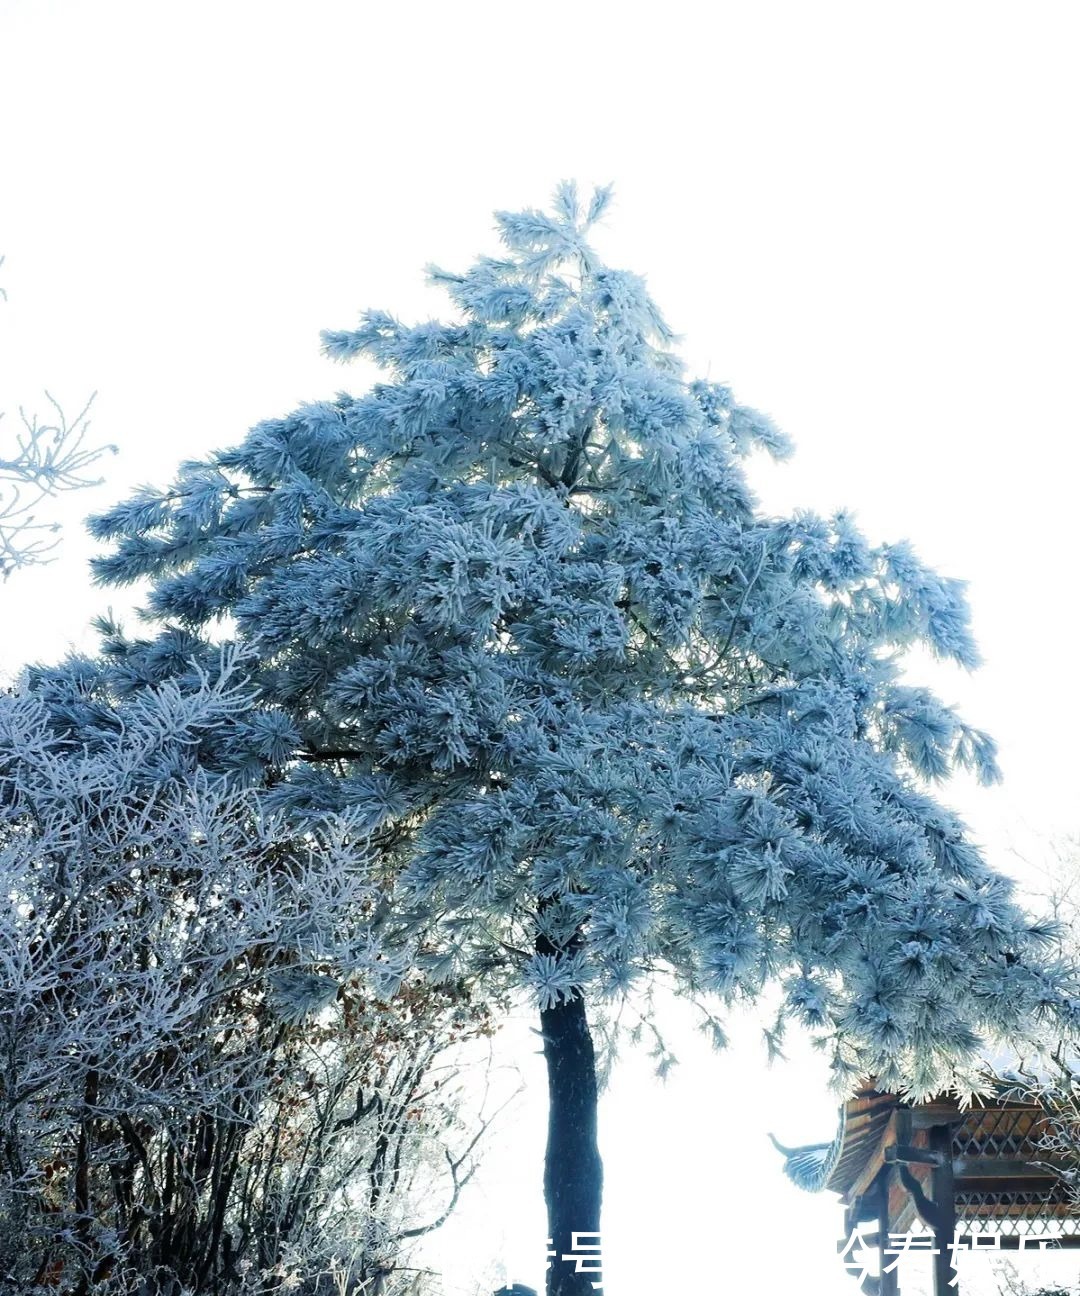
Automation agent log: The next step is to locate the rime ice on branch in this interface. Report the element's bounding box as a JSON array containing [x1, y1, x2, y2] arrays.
[[0, 257, 116, 578]]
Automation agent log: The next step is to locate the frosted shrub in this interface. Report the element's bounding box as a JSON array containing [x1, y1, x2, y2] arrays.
[[0, 653, 500, 1293]]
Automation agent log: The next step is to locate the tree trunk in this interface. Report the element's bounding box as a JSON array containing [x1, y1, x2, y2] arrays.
[[540, 990, 603, 1296]]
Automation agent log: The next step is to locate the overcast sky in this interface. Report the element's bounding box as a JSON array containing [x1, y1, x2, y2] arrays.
[[3, 3, 1079, 1292]]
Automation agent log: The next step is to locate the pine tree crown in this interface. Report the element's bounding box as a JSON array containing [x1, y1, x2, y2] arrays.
[[30, 180, 1075, 1096]]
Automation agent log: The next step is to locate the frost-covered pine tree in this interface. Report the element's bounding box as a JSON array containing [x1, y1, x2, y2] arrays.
[[71, 185, 1075, 1295]]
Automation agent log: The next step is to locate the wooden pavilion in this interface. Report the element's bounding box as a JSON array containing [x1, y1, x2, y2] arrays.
[[774, 1081, 1080, 1294]]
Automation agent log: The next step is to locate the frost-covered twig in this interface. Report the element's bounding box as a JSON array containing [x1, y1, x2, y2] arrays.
[[0, 255, 117, 577]]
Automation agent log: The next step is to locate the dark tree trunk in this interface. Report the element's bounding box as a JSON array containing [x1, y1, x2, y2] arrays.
[[540, 990, 603, 1296]]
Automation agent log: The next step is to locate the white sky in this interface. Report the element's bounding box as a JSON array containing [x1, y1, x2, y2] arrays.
[[2, 2, 1079, 1292]]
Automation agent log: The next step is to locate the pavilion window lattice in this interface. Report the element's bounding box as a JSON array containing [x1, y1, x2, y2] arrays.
[[952, 1106, 1076, 1237]]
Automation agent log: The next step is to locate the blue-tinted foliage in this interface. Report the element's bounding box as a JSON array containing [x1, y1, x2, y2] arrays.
[[35, 185, 1074, 1096]]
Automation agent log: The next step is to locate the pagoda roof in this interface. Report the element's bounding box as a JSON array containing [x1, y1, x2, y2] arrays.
[[773, 1067, 1080, 1234]]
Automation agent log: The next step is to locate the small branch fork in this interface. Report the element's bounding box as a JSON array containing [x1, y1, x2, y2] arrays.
[[1, 255, 118, 574], [0, 391, 116, 576], [395, 1073, 525, 1241]]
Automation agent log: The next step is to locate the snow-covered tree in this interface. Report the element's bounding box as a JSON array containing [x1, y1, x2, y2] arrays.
[[57, 185, 1075, 1294], [0, 651, 505, 1294]]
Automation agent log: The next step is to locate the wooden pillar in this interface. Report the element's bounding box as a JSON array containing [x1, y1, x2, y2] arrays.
[[929, 1123, 957, 1296], [878, 1164, 899, 1296]]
